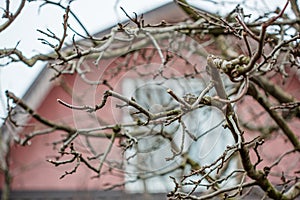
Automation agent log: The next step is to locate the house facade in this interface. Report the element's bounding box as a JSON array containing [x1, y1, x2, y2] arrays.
[[1, 1, 192, 192], [1, 1, 299, 199]]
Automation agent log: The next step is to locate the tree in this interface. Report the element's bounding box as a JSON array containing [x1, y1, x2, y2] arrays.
[[1, 0, 300, 199]]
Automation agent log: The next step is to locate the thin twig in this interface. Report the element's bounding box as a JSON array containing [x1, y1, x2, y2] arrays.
[[192, 81, 214, 108]]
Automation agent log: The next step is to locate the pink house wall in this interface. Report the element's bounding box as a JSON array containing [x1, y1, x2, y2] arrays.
[[5, 48, 300, 191], [1, 7, 299, 190], [7, 73, 124, 190], [4, 48, 206, 190]]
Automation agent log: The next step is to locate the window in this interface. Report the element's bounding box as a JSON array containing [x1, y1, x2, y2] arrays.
[[122, 77, 236, 193]]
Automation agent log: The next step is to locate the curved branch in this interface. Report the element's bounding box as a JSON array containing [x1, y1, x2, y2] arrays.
[[247, 83, 300, 150], [39, 0, 95, 42], [5, 90, 76, 134], [251, 76, 300, 119], [179, 181, 256, 200], [0, 0, 26, 32], [0, 48, 56, 66]]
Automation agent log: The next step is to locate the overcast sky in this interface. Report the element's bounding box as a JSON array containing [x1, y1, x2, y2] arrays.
[[0, 0, 287, 121]]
